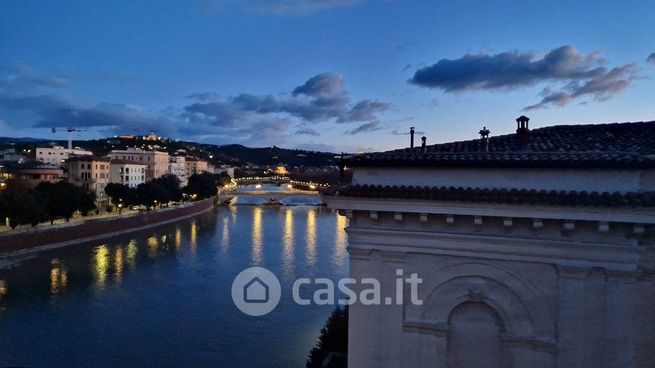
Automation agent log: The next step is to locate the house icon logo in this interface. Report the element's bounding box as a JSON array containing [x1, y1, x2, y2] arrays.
[[231, 267, 281, 316], [244, 277, 269, 303]]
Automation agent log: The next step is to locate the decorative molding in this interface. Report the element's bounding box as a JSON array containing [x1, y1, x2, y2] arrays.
[[500, 333, 557, 353], [402, 319, 448, 337]]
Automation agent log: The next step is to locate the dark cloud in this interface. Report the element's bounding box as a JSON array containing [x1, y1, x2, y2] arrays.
[[344, 121, 382, 135], [186, 92, 220, 101], [524, 64, 638, 110], [295, 127, 320, 136], [647, 53, 655, 65], [292, 72, 345, 97], [409, 45, 638, 110], [0, 66, 68, 93], [337, 99, 391, 123]]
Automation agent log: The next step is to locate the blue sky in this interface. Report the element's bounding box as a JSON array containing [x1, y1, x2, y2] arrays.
[[1, 0, 654, 152]]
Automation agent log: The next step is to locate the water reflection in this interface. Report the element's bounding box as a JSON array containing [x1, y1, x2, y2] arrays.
[[190, 221, 198, 255], [334, 213, 348, 267], [115, 247, 124, 282], [306, 209, 317, 266], [50, 260, 68, 294], [147, 236, 159, 258], [0, 279, 7, 297], [251, 207, 263, 264], [94, 245, 110, 290], [175, 228, 182, 250], [221, 217, 230, 252], [282, 209, 294, 275], [126, 240, 138, 269]]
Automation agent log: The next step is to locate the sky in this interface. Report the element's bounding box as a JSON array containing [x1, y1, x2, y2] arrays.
[[1, 0, 654, 152]]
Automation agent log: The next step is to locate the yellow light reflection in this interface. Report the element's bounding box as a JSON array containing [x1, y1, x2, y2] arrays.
[[94, 245, 110, 289], [126, 240, 138, 268], [114, 247, 124, 282], [251, 207, 263, 264], [306, 209, 317, 265], [175, 228, 182, 250], [50, 261, 68, 294], [334, 213, 348, 266], [221, 217, 230, 252], [282, 209, 294, 274], [147, 236, 159, 258], [190, 221, 198, 255], [0, 279, 8, 297]]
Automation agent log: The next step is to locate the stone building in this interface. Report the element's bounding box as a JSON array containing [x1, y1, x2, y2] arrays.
[[185, 157, 209, 177], [36, 145, 92, 165], [66, 155, 111, 199], [0, 162, 63, 189], [169, 155, 187, 186], [109, 147, 169, 181], [109, 159, 147, 188], [324, 117, 655, 368]]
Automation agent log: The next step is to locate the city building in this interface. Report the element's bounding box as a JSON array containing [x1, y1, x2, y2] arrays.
[[36, 146, 92, 165], [0, 162, 64, 189], [214, 165, 235, 178], [109, 147, 169, 181], [0, 148, 27, 163], [324, 117, 655, 368], [109, 159, 147, 188], [185, 157, 209, 177], [66, 155, 111, 199], [169, 155, 187, 186]]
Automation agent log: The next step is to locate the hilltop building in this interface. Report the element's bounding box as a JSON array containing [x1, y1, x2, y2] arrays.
[[66, 155, 111, 199], [324, 117, 655, 368], [109, 159, 147, 188], [36, 146, 92, 165], [109, 147, 169, 181]]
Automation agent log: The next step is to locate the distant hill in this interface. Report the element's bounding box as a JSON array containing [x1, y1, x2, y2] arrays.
[[0, 137, 339, 167]]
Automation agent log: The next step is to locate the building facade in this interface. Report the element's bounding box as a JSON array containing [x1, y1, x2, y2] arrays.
[[185, 157, 209, 177], [169, 155, 187, 186], [66, 155, 111, 199], [1, 162, 64, 189], [109, 148, 169, 181], [109, 159, 147, 188], [324, 118, 655, 368], [36, 146, 92, 165]]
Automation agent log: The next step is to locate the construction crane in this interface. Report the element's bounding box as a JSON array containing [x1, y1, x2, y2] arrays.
[[51, 127, 88, 152]]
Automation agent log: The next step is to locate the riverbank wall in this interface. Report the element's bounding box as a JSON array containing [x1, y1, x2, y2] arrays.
[[0, 198, 216, 256]]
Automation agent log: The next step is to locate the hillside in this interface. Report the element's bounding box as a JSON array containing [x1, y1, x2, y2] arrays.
[[0, 137, 338, 167]]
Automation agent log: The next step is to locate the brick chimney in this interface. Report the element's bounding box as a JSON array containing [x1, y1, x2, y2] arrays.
[[515, 116, 530, 145]]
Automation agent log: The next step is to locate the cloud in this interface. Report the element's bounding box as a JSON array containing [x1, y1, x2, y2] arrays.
[[409, 45, 638, 110], [295, 127, 320, 136], [344, 121, 382, 135], [337, 99, 391, 123], [391, 128, 424, 135], [0, 66, 68, 93], [647, 53, 655, 65], [524, 63, 638, 110], [187, 92, 220, 101]]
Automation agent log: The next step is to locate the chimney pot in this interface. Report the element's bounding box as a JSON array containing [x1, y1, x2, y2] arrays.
[[515, 116, 530, 145], [421, 136, 427, 153], [410, 127, 415, 148]]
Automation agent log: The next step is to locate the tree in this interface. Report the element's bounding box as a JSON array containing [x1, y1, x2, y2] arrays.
[[306, 306, 348, 368], [184, 172, 218, 199], [35, 181, 96, 223], [105, 182, 138, 207], [3, 189, 47, 228]]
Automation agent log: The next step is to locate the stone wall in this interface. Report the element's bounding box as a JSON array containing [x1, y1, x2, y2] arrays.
[[0, 198, 215, 254]]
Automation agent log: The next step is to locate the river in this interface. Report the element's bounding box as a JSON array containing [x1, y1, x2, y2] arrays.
[[0, 189, 348, 367]]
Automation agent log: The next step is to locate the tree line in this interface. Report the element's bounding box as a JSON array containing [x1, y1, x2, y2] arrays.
[[0, 172, 231, 229], [0, 181, 96, 229], [104, 172, 231, 210]]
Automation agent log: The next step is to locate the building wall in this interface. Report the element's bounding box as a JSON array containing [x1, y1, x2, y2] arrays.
[[333, 207, 655, 368], [66, 159, 110, 198], [109, 149, 169, 181], [169, 156, 187, 186], [185, 159, 209, 177], [353, 167, 655, 193], [36, 147, 92, 165], [109, 163, 146, 188]]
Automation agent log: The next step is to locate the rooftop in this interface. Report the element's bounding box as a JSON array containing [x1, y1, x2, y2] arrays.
[[345, 120, 655, 169]]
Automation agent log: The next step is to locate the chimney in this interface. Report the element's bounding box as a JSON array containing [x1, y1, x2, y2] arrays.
[[479, 126, 491, 152], [421, 136, 427, 153], [515, 115, 530, 145], [410, 127, 415, 148]]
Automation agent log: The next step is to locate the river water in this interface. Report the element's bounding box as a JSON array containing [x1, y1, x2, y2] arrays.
[[0, 189, 348, 367]]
